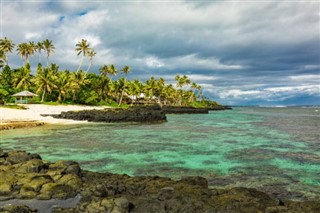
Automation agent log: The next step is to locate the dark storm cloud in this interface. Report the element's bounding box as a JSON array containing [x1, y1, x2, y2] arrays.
[[2, 1, 319, 105]]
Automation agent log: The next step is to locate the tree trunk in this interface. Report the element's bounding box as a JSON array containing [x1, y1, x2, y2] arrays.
[[85, 62, 92, 74], [118, 78, 126, 106], [41, 88, 46, 102], [39, 52, 42, 64], [57, 91, 62, 103], [76, 55, 84, 73], [4, 54, 8, 65], [46, 55, 49, 67]]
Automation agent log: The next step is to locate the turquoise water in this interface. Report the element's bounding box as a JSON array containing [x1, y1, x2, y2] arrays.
[[1, 107, 319, 200]]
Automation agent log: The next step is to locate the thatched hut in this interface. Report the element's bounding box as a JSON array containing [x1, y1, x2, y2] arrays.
[[11, 90, 38, 104]]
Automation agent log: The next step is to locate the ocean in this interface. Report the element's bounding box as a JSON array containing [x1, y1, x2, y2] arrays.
[[1, 107, 319, 200]]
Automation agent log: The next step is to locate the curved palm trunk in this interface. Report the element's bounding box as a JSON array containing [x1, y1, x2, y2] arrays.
[[4, 54, 8, 65], [57, 91, 62, 103], [41, 87, 46, 102], [76, 55, 84, 73], [85, 62, 92, 75], [46, 55, 49, 67], [118, 77, 126, 106]]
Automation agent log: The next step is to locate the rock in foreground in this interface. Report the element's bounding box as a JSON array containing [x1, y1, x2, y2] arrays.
[[49, 106, 167, 123], [0, 149, 319, 213]]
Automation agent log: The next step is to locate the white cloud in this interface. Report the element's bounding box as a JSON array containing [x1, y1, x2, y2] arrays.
[[25, 32, 41, 40], [219, 89, 263, 99], [301, 65, 320, 70], [289, 75, 320, 82], [165, 54, 244, 70], [188, 74, 218, 81], [145, 57, 164, 68], [265, 85, 320, 95]]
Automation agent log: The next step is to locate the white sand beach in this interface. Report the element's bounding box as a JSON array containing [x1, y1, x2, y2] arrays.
[[0, 104, 109, 125]]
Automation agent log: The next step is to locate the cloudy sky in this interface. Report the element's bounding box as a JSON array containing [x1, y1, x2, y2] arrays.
[[2, 0, 319, 105]]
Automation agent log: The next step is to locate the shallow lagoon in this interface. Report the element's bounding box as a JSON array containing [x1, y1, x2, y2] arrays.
[[1, 107, 319, 200]]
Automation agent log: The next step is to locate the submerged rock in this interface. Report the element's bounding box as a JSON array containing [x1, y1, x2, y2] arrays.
[[0, 149, 319, 213]]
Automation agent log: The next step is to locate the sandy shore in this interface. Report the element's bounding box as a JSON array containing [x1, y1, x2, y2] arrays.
[[0, 104, 110, 128]]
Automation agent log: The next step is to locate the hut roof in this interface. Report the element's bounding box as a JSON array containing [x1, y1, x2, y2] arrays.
[[12, 90, 38, 97]]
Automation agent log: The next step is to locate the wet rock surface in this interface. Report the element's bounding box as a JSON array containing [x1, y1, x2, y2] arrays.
[[0, 149, 319, 213], [47, 106, 167, 123]]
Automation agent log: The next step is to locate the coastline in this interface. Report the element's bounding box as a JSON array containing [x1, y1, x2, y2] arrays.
[[0, 104, 110, 130]]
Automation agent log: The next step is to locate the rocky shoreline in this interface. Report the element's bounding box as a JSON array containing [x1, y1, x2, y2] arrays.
[[0, 105, 232, 131], [0, 149, 319, 213], [46, 105, 232, 123], [47, 106, 167, 123]]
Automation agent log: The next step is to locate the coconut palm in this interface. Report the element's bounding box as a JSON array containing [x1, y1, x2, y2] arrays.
[[13, 63, 33, 90], [175, 75, 191, 105], [95, 75, 111, 102], [118, 65, 131, 106], [108, 64, 118, 80], [127, 79, 145, 105], [43, 39, 55, 67], [85, 50, 96, 74], [189, 82, 199, 102], [145, 76, 157, 103], [99, 64, 109, 77], [75, 39, 92, 73], [0, 37, 15, 65], [17, 43, 35, 65], [35, 42, 44, 64], [35, 64, 58, 102], [55, 71, 71, 103], [70, 71, 89, 101]]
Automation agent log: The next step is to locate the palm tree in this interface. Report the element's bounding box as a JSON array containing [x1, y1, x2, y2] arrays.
[[13, 63, 33, 90], [118, 65, 131, 106], [163, 84, 176, 105], [70, 71, 89, 101], [189, 82, 199, 102], [17, 43, 34, 65], [108, 64, 118, 80], [85, 50, 96, 74], [99, 64, 109, 77], [145, 76, 157, 103], [95, 75, 111, 102], [175, 75, 191, 105], [35, 64, 58, 102], [35, 42, 44, 64], [55, 71, 71, 103], [0, 37, 15, 65], [127, 79, 144, 105], [75, 39, 92, 73], [43, 39, 55, 67]]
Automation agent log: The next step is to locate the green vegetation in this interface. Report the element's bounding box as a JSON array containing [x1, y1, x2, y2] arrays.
[[0, 37, 220, 108]]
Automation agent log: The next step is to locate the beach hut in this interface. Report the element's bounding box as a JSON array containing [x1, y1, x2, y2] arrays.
[[11, 90, 38, 104]]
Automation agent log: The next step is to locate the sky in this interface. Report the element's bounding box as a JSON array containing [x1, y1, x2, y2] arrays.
[[1, 0, 320, 106]]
